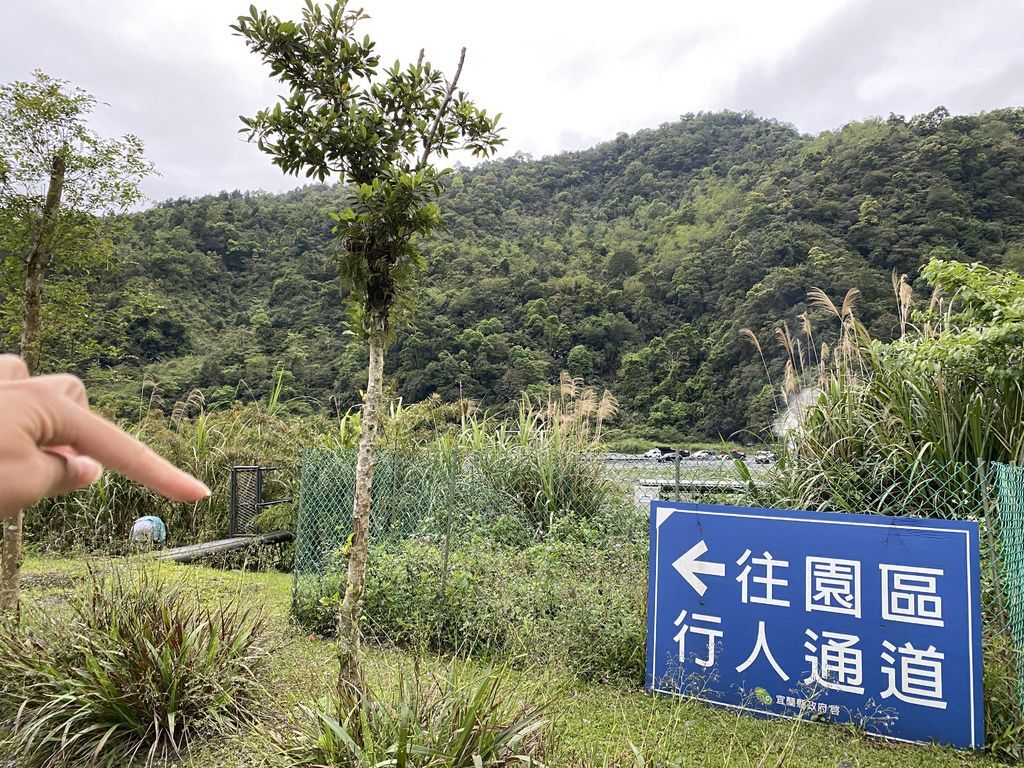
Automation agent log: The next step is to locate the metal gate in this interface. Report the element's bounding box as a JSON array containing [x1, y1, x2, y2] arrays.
[[229, 466, 291, 536]]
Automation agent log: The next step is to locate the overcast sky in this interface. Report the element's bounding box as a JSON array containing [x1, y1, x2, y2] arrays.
[[3, 0, 1023, 203]]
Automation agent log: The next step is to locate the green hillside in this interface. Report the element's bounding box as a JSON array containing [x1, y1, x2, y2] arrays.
[[47, 108, 1024, 439]]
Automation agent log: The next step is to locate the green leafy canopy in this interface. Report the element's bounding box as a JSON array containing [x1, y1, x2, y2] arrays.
[[0, 70, 152, 217], [233, 0, 504, 336], [896, 258, 1024, 377], [0, 70, 155, 371]]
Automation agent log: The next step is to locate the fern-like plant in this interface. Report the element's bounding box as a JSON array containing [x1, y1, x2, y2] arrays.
[[0, 566, 267, 767], [275, 664, 547, 767]]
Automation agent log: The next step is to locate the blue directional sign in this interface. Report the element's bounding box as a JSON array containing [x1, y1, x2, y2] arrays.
[[646, 501, 984, 749]]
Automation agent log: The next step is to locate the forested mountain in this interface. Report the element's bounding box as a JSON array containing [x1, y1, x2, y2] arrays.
[[48, 108, 1024, 439]]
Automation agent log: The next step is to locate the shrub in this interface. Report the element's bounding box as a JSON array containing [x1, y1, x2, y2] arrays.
[[274, 665, 547, 767], [297, 520, 648, 687], [601, 437, 653, 455], [0, 567, 267, 767], [983, 628, 1024, 760]]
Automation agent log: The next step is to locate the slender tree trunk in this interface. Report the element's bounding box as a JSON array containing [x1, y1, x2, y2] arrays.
[[20, 153, 66, 373], [0, 153, 65, 620], [0, 512, 24, 617], [336, 322, 386, 692]]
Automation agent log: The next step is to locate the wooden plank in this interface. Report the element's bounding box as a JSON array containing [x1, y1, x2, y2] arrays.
[[156, 531, 294, 564]]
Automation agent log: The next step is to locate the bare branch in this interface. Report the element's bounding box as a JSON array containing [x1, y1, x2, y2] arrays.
[[417, 46, 465, 170]]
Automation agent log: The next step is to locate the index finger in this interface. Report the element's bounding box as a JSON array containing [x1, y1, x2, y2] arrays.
[[0, 355, 29, 381], [46, 397, 211, 502]]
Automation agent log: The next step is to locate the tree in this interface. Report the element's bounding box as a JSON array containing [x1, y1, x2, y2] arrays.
[[234, 0, 503, 689], [567, 344, 596, 378], [0, 71, 153, 373], [0, 71, 152, 616]]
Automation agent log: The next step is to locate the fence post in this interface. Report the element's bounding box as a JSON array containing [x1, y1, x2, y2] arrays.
[[979, 458, 1008, 632], [440, 448, 457, 593], [674, 451, 681, 501], [229, 468, 238, 537]]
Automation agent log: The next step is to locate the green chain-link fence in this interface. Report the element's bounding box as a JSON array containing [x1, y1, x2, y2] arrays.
[[294, 450, 1002, 612], [293, 448, 1024, 714], [995, 463, 1024, 712], [293, 449, 448, 580]]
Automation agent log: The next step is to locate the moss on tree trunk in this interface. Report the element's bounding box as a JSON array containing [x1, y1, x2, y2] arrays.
[[1, 153, 65, 618], [336, 323, 386, 692]]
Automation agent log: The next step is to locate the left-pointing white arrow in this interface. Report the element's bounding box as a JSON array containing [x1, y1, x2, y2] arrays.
[[672, 539, 726, 596]]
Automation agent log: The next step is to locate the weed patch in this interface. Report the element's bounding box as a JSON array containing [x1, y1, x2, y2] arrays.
[[0, 566, 267, 767]]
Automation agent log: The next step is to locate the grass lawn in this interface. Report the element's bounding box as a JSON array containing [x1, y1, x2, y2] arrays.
[[16, 555, 1010, 768]]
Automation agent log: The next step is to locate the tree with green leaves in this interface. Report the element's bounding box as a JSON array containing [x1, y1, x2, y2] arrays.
[[0, 71, 152, 616], [0, 70, 153, 374], [234, 0, 503, 688]]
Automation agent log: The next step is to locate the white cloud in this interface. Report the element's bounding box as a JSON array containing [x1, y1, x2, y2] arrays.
[[1, 0, 1020, 202]]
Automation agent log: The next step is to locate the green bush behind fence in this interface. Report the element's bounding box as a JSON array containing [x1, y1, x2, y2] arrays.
[[293, 448, 1024, 751]]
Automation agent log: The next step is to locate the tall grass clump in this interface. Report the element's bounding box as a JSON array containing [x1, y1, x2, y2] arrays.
[[743, 258, 1024, 755], [274, 665, 547, 767], [740, 259, 1024, 521], [452, 375, 619, 534], [297, 376, 621, 556], [25, 387, 351, 552], [750, 259, 1024, 470], [0, 566, 267, 767]]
